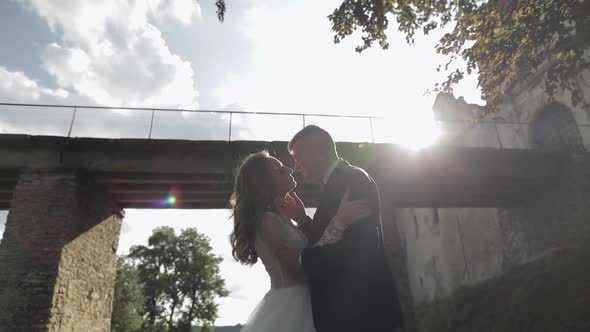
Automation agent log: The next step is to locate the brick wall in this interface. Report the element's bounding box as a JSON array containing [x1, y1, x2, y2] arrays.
[[0, 171, 122, 332]]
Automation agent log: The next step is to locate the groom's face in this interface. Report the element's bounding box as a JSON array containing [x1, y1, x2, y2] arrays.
[[291, 141, 323, 183]]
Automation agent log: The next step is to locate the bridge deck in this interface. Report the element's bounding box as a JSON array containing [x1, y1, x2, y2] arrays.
[[0, 134, 582, 210]]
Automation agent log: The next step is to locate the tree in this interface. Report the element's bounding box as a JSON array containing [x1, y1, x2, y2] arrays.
[[129, 227, 176, 330], [177, 229, 228, 330], [215, 0, 590, 114], [128, 227, 229, 332], [111, 257, 145, 332]]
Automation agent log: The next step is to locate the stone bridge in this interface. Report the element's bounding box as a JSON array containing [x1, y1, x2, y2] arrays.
[[0, 134, 588, 331]]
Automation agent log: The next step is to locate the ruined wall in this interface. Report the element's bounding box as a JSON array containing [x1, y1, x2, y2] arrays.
[[510, 70, 590, 150]]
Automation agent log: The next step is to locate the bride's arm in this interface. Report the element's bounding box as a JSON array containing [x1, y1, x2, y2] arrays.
[[314, 189, 370, 246], [258, 212, 302, 273]]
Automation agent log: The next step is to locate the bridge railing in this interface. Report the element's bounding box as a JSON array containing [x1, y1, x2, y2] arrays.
[[1, 102, 589, 150], [0, 102, 387, 143], [437, 118, 590, 151]]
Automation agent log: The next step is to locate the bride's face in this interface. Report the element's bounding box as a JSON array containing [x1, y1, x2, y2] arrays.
[[268, 157, 296, 196]]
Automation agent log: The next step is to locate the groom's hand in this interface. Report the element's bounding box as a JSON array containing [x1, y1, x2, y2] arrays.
[[335, 189, 371, 226], [275, 192, 307, 224]]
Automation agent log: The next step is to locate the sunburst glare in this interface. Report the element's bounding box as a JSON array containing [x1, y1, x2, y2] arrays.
[[371, 109, 441, 150]]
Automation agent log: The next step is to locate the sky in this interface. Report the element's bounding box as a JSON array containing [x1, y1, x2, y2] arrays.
[[0, 0, 483, 326]]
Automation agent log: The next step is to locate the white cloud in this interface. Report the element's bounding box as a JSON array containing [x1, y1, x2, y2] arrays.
[[17, 0, 200, 108], [0, 66, 73, 103], [0, 66, 93, 135], [0, 66, 224, 140], [148, 0, 201, 25]]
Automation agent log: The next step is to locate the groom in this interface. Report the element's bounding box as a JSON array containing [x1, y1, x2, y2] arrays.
[[279, 125, 404, 332]]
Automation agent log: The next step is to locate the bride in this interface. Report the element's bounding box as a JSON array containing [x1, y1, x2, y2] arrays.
[[229, 151, 370, 332]]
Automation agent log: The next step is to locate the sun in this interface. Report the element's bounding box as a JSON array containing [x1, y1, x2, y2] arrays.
[[389, 116, 441, 150], [371, 111, 441, 150]]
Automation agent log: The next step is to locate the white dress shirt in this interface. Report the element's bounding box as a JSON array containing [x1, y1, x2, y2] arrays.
[[303, 159, 349, 251], [321, 158, 342, 185]]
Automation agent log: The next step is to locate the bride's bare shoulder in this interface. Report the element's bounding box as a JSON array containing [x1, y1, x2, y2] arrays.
[[260, 210, 281, 222], [258, 211, 284, 231]]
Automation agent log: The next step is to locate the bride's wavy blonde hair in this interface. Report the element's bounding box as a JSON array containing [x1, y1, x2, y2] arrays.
[[229, 151, 274, 265]]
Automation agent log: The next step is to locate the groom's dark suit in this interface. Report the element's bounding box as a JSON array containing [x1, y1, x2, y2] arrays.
[[299, 160, 404, 332]]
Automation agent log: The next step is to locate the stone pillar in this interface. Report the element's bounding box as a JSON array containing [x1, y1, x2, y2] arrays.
[[0, 170, 123, 332]]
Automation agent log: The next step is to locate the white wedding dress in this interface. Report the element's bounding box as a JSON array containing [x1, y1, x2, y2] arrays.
[[240, 211, 317, 332]]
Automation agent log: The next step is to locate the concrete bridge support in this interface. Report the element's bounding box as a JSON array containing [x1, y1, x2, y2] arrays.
[[499, 154, 590, 269], [376, 153, 590, 331], [380, 187, 418, 332], [0, 170, 123, 332]]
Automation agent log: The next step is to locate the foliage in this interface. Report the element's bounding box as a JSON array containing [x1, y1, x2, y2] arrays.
[[215, 0, 226, 22], [215, 0, 590, 114], [112, 257, 146, 332], [329, 0, 590, 114], [192, 325, 242, 332], [127, 226, 229, 332]]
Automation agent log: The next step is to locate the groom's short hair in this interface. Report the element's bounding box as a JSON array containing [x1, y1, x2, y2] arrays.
[[288, 125, 337, 157]]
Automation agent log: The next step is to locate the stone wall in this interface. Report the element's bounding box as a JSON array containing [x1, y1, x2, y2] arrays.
[[0, 171, 123, 332], [381, 194, 416, 330], [394, 208, 504, 305], [499, 155, 590, 268], [394, 71, 590, 306], [393, 156, 590, 306], [436, 66, 590, 152]]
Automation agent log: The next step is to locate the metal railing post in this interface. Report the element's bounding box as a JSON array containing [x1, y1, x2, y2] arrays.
[[228, 112, 233, 141], [67, 107, 77, 138], [148, 109, 155, 139], [369, 117, 375, 143], [302, 114, 306, 128]]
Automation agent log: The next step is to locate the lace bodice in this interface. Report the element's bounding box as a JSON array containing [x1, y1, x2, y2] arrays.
[[255, 212, 308, 289]]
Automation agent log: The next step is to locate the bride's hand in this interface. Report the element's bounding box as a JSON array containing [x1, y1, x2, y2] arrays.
[[335, 189, 371, 226], [274, 192, 307, 224]]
